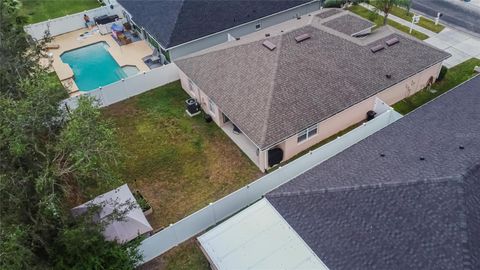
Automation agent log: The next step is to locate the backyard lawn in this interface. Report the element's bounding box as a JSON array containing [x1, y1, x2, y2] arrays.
[[21, 0, 101, 23], [393, 58, 480, 114], [102, 81, 262, 230], [347, 5, 429, 40]]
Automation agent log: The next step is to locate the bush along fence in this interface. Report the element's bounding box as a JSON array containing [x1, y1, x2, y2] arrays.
[[138, 109, 403, 264], [61, 63, 180, 110], [24, 4, 123, 40]]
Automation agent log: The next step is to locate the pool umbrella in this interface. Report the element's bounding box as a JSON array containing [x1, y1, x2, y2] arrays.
[[71, 184, 153, 243]]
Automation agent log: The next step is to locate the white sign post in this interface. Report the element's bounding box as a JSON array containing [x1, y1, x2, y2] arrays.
[[435, 12, 442, 25], [410, 14, 421, 34]]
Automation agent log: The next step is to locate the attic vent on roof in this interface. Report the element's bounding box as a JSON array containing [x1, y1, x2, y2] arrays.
[[295, 33, 311, 43], [370, 44, 385, 53], [262, 40, 276, 51], [386, 37, 399, 46]]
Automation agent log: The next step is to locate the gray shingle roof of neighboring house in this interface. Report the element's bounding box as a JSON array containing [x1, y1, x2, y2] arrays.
[[175, 9, 450, 149], [322, 14, 375, 36], [266, 75, 480, 270], [117, 0, 313, 48]]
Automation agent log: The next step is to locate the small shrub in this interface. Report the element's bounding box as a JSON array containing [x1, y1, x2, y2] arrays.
[[436, 66, 448, 82], [323, 0, 344, 8]]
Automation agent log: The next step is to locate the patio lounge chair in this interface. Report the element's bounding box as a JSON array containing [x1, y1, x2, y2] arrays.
[[142, 49, 160, 63]]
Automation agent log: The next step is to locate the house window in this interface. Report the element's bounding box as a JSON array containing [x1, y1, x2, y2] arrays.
[[297, 124, 318, 143], [208, 98, 217, 116], [255, 22, 261, 30]]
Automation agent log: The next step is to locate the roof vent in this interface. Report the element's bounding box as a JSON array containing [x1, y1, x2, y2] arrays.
[[459, 145, 465, 150], [386, 74, 392, 79], [295, 33, 311, 43], [371, 44, 385, 53], [386, 37, 399, 46], [419, 156, 425, 161], [262, 40, 276, 51], [265, 33, 270, 37]]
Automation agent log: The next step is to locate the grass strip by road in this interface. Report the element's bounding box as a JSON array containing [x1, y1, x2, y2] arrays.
[[348, 5, 429, 40], [393, 58, 480, 114], [385, 5, 445, 33], [21, 0, 101, 23]]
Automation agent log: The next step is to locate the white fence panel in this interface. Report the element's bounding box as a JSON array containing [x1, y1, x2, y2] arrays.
[[172, 206, 216, 243], [139, 226, 178, 260], [211, 188, 252, 222], [99, 82, 127, 106], [138, 109, 403, 264], [24, 6, 121, 40], [61, 64, 180, 110]]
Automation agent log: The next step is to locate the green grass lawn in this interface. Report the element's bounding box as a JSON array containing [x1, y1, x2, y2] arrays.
[[103, 82, 264, 269], [348, 5, 429, 40], [393, 58, 480, 114], [102, 81, 262, 230], [21, 0, 101, 23], [385, 6, 445, 33]]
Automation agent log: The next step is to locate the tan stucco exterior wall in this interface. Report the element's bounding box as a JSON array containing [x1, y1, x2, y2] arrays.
[[179, 62, 443, 171], [277, 62, 443, 162], [179, 70, 223, 126]]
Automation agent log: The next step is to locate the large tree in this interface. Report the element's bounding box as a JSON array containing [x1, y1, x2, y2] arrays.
[[0, 1, 141, 268], [371, 0, 411, 25]]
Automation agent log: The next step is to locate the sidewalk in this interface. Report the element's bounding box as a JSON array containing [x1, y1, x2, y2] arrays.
[[360, 3, 480, 67]]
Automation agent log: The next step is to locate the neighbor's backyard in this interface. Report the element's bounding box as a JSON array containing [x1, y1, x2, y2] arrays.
[[21, 0, 101, 23]]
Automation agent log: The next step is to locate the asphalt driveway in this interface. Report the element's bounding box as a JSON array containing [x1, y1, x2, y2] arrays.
[[412, 0, 480, 36]]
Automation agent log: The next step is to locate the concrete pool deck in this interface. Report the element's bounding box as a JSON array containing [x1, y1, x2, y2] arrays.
[[42, 27, 153, 94]]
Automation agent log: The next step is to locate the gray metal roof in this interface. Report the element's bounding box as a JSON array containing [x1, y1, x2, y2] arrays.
[[118, 0, 313, 48], [176, 10, 450, 149], [266, 75, 480, 270]]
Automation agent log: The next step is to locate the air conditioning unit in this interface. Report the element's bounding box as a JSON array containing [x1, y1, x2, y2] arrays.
[[185, 98, 201, 117]]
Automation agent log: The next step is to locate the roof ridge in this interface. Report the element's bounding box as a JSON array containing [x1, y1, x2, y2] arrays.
[[258, 34, 285, 148], [267, 174, 464, 199], [165, 0, 186, 47], [458, 162, 480, 270]]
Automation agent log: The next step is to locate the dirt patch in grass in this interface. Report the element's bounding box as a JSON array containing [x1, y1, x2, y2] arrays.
[[102, 81, 262, 229]]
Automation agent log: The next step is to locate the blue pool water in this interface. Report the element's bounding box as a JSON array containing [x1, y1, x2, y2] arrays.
[[60, 42, 128, 91]]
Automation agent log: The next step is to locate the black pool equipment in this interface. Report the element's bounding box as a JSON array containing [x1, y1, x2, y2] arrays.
[[185, 98, 200, 116], [366, 110, 377, 121], [268, 148, 284, 167]]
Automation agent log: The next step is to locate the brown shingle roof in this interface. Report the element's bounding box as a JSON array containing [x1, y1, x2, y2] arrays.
[[176, 10, 450, 149]]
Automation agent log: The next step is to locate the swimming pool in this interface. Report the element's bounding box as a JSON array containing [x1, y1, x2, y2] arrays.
[[60, 42, 137, 91]]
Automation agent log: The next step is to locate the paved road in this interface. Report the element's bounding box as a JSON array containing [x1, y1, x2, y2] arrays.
[[412, 0, 480, 37]]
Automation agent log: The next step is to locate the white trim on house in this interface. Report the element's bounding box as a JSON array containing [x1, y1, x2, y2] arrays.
[[198, 198, 329, 270]]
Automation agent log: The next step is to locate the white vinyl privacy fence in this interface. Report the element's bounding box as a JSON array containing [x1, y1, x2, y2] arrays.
[[24, 5, 122, 40], [138, 109, 403, 264], [61, 63, 179, 109]]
